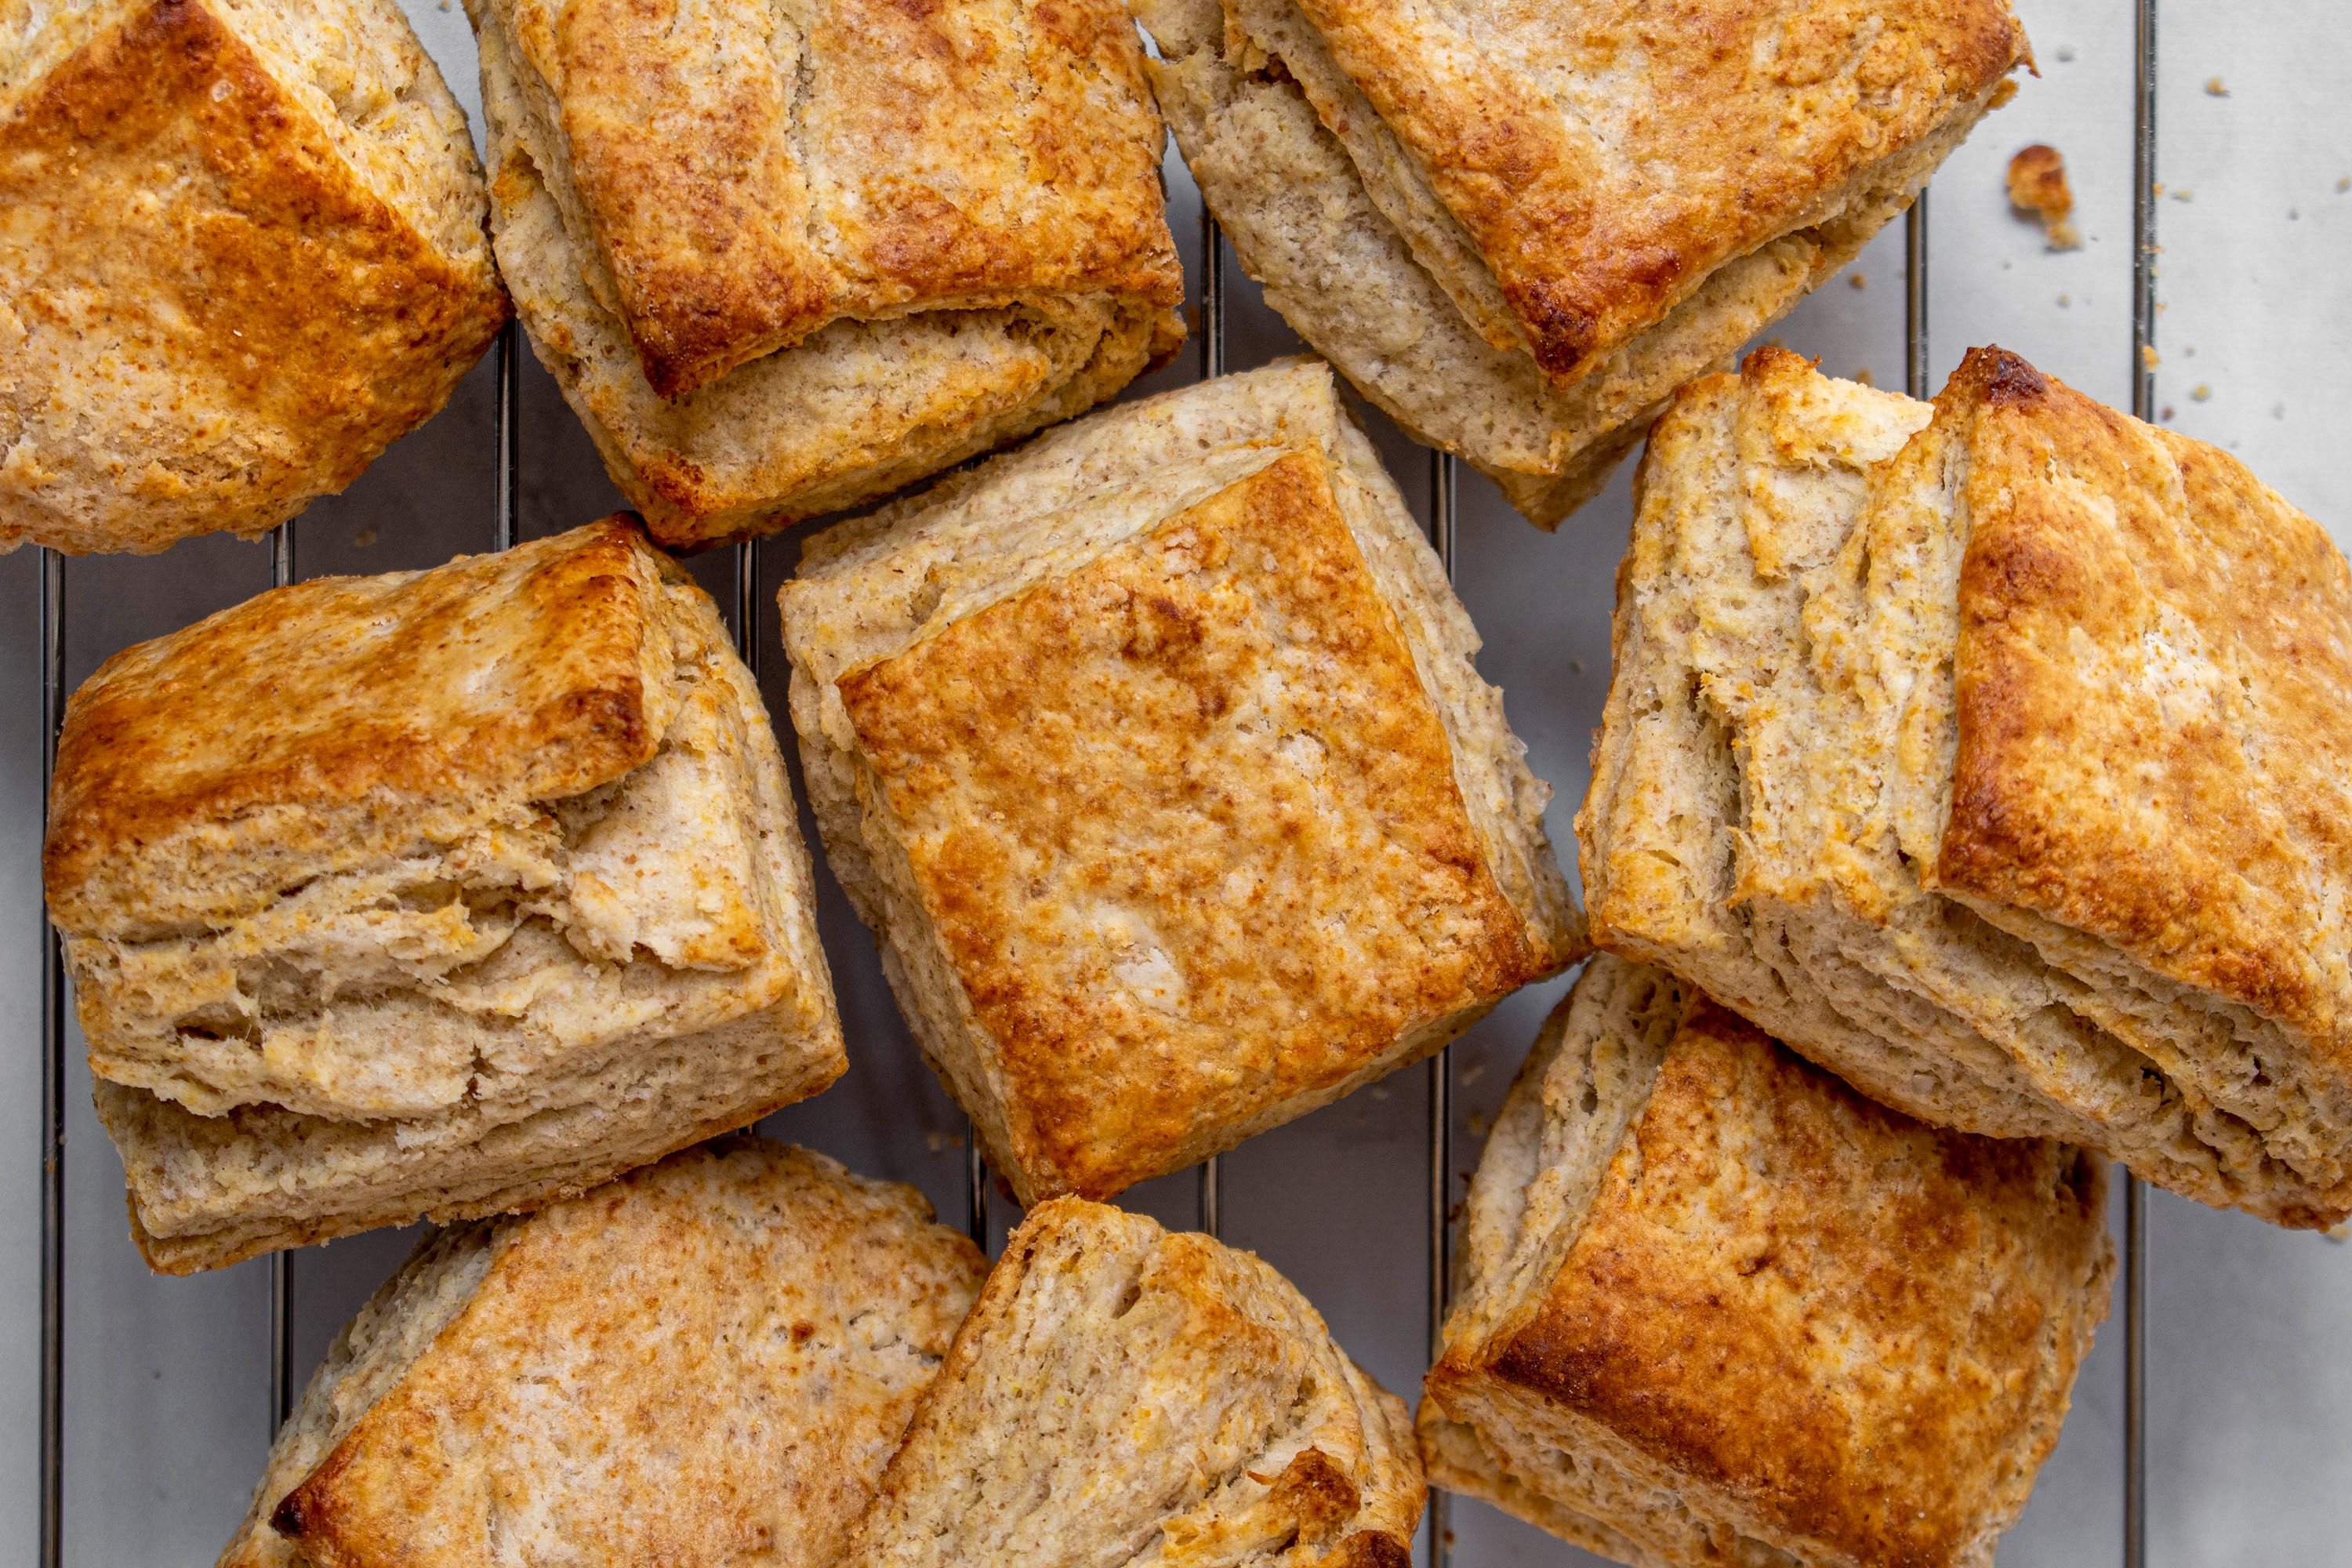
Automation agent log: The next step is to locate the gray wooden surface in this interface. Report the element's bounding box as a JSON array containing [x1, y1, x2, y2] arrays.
[[4, 0, 2348, 1560]]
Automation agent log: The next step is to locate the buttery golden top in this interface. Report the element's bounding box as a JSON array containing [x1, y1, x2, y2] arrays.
[[267, 1140, 987, 1568], [46, 518, 681, 933], [836, 448, 1548, 1198], [1283, 0, 2027, 385], [1491, 998, 2110, 1568], [0, 0, 508, 554], [492, 0, 1184, 397], [1929, 348, 2352, 1104]]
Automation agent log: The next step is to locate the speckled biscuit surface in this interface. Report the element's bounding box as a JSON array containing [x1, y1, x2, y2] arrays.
[[217, 1139, 987, 1568], [50, 520, 844, 1269], [0, 0, 507, 556], [1578, 346, 2352, 1227], [783, 361, 1581, 1203], [1422, 956, 2114, 1568], [468, 0, 1184, 544], [836, 1197, 1424, 1568], [1131, 0, 2022, 528]]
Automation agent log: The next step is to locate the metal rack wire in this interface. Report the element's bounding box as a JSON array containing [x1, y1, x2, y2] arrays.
[[29, 7, 2170, 1560]]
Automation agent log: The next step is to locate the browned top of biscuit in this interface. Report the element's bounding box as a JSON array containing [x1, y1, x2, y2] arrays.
[[837, 448, 1545, 1198], [494, 0, 1183, 395], [1930, 347, 2352, 1106], [46, 517, 680, 932], [0, 0, 507, 553], [1490, 998, 2111, 1568], [271, 1140, 986, 1568], [1283, 0, 2025, 385]]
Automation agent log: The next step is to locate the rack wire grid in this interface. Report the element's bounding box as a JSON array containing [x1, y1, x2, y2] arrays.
[[9, 0, 2352, 1560]]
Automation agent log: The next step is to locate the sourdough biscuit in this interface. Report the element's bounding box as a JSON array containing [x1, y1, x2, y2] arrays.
[[1132, 0, 2027, 527], [218, 1139, 986, 1568], [1, 0, 507, 555], [48, 518, 844, 1270], [836, 1196, 1423, 1568], [782, 361, 1582, 1203], [1422, 956, 2113, 1568], [466, 0, 1185, 547], [1579, 345, 2352, 1227]]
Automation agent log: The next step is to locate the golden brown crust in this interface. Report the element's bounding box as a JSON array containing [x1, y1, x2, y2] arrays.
[[834, 450, 1547, 1198], [488, 0, 1182, 397], [1933, 347, 2352, 1128], [45, 517, 672, 932], [1486, 1000, 2107, 1567], [0, 0, 507, 556], [252, 1140, 987, 1568], [1277, 0, 2028, 385]]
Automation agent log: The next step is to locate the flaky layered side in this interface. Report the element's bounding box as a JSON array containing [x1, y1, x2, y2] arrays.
[[1422, 956, 2113, 1568], [1131, 0, 2024, 528], [782, 361, 1581, 1203], [1579, 347, 2352, 1227], [49, 521, 844, 1271], [0, 0, 508, 555], [466, 0, 1185, 547], [837, 1198, 1423, 1568], [219, 1140, 987, 1568]]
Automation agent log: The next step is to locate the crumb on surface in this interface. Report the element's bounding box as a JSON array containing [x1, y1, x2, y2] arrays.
[[2056, 45, 2077, 62], [2160, 406, 2175, 422], [2191, 384, 2212, 402], [1848, 273, 1867, 290], [2205, 75, 2228, 96], [2007, 145, 2082, 250], [2056, 294, 2071, 307], [2142, 344, 2161, 369], [1853, 368, 1875, 387]]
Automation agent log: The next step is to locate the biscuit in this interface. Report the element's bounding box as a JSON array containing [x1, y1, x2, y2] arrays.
[[216, 1138, 986, 1568], [836, 1196, 1423, 1568], [47, 518, 844, 1270], [1580, 346, 2352, 1227], [1422, 955, 2114, 1568], [466, 0, 1185, 547], [782, 361, 1582, 1203], [1, 0, 507, 554], [1131, 0, 2027, 527]]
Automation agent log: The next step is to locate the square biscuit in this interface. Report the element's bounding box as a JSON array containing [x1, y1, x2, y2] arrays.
[[1131, 0, 2026, 527], [1, 0, 509, 555], [217, 1138, 987, 1568], [834, 1196, 1424, 1567], [1580, 346, 2352, 1227], [47, 517, 844, 1271], [466, 0, 1185, 547], [783, 361, 1581, 1203], [1422, 955, 2114, 1568]]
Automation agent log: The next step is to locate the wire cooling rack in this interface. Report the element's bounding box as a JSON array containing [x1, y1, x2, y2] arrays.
[[29, 0, 2342, 1560]]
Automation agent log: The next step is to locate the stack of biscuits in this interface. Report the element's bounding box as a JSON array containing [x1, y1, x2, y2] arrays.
[[9, 0, 2346, 1562]]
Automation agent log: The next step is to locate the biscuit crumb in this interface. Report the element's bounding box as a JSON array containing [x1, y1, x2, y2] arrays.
[[1849, 273, 1867, 290], [2160, 406, 2174, 422], [2007, 145, 2082, 250], [2191, 384, 2212, 402], [2170, 188, 2194, 202], [1853, 368, 1875, 387], [352, 525, 378, 548], [2205, 75, 2228, 96], [2056, 294, 2071, 308], [2339, 177, 2350, 193], [2142, 344, 2161, 369]]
